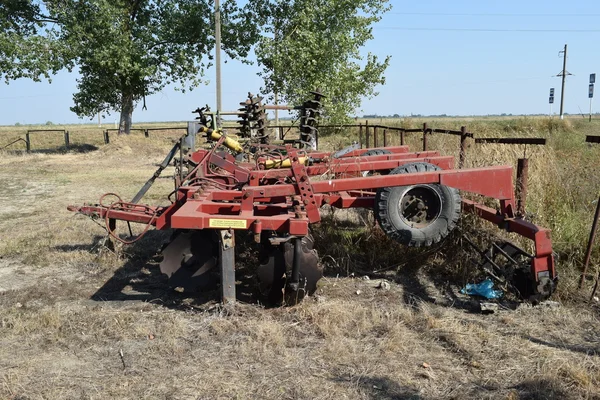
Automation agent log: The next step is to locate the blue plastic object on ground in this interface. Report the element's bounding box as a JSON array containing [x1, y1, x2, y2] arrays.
[[460, 278, 503, 299]]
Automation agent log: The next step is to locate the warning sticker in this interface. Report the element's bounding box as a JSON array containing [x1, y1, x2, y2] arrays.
[[209, 219, 247, 229]]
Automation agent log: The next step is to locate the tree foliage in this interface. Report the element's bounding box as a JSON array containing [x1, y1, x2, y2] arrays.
[[250, 0, 391, 123], [0, 0, 258, 132], [0, 0, 69, 82], [1, 0, 390, 129]]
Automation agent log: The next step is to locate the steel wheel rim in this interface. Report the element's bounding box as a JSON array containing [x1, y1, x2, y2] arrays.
[[398, 185, 442, 228]]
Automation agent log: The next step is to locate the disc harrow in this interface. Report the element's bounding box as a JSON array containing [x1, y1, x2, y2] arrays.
[[68, 94, 557, 305]]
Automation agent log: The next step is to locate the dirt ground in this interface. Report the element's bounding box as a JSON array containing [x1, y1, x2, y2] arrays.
[[1, 136, 600, 400]]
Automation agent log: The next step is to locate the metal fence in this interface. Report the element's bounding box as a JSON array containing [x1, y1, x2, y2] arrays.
[[0, 126, 188, 152], [1, 123, 550, 156]]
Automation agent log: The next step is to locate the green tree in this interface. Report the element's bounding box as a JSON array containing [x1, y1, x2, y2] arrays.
[[250, 0, 391, 123], [0, 0, 257, 133]]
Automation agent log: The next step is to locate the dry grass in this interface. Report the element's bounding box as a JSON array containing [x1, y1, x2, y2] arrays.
[[0, 119, 600, 399]]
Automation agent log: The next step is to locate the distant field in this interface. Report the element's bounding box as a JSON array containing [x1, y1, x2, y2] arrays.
[[1, 116, 600, 399]]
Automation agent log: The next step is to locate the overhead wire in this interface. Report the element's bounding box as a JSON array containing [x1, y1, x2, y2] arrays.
[[388, 12, 600, 17], [375, 27, 600, 33]]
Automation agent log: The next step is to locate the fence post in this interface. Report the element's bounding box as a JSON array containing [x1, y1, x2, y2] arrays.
[[25, 133, 31, 153], [383, 129, 388, 147], [516, 158, 529, 216], [365, 120, 370, 148], [104, 130, 110, 144], [459, 126, 467, 168], [64, 130, 70, 147], [400, 129, 405, 146], [373, 126, 378, 148], [279, 126, 284, 141], [358, 123, 363, 148], [144, 129, 149, 138], [422, 123, 428, 151]]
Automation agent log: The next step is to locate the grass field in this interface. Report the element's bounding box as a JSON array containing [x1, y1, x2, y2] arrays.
[[1, 116, 600, 399]]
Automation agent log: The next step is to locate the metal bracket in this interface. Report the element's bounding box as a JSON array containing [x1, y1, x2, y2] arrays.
[[219, 229, 236, 304]]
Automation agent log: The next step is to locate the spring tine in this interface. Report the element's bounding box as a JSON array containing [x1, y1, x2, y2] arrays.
[[491, 243, 520, 266], [462, 235, 506, 282]]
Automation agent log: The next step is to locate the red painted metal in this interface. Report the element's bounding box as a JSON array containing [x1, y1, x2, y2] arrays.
[[68, 138, 557, 295]]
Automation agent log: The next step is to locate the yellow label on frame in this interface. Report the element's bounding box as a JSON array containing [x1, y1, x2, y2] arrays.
[[208, 219, 247, 229]]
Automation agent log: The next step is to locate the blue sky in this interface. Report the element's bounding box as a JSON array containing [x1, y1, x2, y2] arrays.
[[1, 0, 599, 125]]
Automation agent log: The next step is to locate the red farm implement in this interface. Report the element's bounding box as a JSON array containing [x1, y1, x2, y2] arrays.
[[68, 95, 557, 305]]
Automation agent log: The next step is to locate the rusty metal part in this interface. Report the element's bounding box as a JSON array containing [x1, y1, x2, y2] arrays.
[[400, 186, 443, 228], [475, 138, 547, 145], [263, 104, 295, 111], [238, 93, 269, 144], [0, 137, 27, 150], [581, 196, 600, 289], [131, 138, 182, 204], [422, 123, 430, 151], [219, 229, 236, 304], [299, 91, 324, 150], [465, 237, 555, 301], [459, 126, 468, 169], [516, 158, 529, 216], [159, 230, 219, 292], [257, 234, 322, 305]]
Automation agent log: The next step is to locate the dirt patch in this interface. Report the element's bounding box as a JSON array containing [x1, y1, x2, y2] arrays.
[[0, 258, 88, 296]]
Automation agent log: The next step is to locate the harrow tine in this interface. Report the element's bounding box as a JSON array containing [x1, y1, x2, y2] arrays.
[[462, 234, 506, 283], [491, 242, 531, 267]]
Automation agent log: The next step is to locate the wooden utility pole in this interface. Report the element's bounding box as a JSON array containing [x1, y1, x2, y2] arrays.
[[215, 0, 222, 115]]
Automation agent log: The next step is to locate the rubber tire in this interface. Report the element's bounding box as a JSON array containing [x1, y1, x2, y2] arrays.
[[361, 148, 392, 177], [375, 162, 461, 247], [361, 148, 392, 157]]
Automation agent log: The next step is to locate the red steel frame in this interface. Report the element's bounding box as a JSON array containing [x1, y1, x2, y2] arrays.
[[69, 144, 556, 291]]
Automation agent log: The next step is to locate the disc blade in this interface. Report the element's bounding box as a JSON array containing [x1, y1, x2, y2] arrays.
[[159, 230, 218, 292], [257, 235, 322, 305]]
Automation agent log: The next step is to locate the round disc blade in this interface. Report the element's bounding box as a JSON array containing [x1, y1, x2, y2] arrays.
[[159, 230, 219, 292], [257, 235, 322, 305]]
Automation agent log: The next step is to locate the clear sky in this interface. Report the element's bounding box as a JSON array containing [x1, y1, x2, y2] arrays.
[[1, 0, 599, 125]]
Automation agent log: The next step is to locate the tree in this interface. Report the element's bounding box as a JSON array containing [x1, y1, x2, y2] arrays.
[[250, 0, 391, 123], [2, 0, 390, 130], [0, 0, 71, 82], [0, 0, 257, 133]]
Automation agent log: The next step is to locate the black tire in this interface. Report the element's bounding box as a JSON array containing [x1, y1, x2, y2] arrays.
[[361, 148, 392, 176], [361, 148, 392, 157], [375, 162, 461, 247]]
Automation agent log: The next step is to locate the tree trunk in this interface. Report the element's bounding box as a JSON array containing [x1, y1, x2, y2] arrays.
[[119, 91, 134, 134]]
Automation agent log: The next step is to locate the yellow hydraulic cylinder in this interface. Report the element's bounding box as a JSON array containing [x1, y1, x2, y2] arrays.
[[200, 127, 244, 153], [262, 157, 308, 169]]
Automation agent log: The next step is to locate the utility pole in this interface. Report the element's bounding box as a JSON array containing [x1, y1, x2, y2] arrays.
[[274, 27, 280, 126], [556, 44, 572, 120], [274, 92, 279, 125], [215, 0, 222, 117]]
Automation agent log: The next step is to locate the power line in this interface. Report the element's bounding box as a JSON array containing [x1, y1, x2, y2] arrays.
[[394, 76, 549, 90], [375, 27, 600, 33], [388, 12, 600, 17], [0, 94, 58, 100]]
